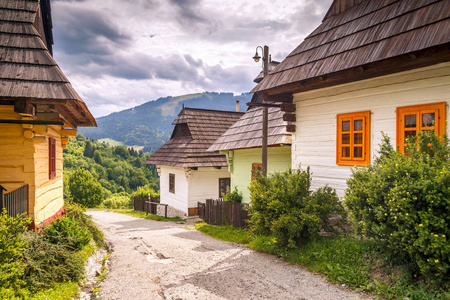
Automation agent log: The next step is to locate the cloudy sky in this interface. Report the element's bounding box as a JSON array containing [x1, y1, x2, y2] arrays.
[[52, 0, 332, 117]]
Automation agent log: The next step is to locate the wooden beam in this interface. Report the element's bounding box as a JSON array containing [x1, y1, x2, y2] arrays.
[[246, 102, 280, 108], [283, 113, 296, 122], [35, 112, 60, 122], [280, 103, 296, 112], [55, 106, 77, 129], [14, 100, 36, 116], [61, 137, 69, 144], [286, 125, 296, 132], [263, 93, 293, 103], [60, 128, 77, 137]]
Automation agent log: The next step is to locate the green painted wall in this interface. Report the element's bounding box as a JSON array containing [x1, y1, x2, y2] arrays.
[[222, 146, 291, 203]]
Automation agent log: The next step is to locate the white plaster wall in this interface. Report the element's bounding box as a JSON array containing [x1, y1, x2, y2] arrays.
[[292, 62, 450, 198], [159, 166, 189, 213], [187, 167, 231, 208]]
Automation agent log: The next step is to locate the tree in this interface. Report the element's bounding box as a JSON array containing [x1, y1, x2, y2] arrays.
[[83, 141, 94, 158], [68, 169, 104, 208]]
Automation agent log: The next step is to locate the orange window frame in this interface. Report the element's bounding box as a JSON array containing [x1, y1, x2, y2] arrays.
[[396, 102, 446, 153], [336, 111, 371, 166]]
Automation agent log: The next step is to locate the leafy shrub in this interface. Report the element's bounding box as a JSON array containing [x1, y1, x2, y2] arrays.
[[0, 210, 29, 291], [42, 217, 90, 251], [132, 185, 159, 199], [248, 168, 346, 248], [21, 231, 84, 292], [68, 168, 104, 207], [345, 131, 450, 284], [65, 202, 105, 247], [222, 186, 243, 203], [102, 193, 132, 209]]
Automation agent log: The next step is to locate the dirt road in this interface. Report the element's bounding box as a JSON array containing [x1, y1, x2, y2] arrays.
[[87, 211, 371, 300]]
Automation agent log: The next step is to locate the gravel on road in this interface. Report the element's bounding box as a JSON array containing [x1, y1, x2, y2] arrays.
[[87, 211, 372, 300]]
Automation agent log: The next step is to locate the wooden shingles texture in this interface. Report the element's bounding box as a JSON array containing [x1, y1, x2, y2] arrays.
[[208, 106, 291, 151], [146, 108, 244, 168], [252, 0, 450, 93]]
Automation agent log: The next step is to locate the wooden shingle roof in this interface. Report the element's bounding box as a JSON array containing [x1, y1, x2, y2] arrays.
[[208, 106, 291, 151], [252, 0, 450, 97], [0, 0, 96, 127], [145, 108, 244, 168]]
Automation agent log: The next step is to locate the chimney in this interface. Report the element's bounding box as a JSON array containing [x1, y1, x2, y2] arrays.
[[236, 101, 240, 112]]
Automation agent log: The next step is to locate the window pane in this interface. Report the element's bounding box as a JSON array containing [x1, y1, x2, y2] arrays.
[[342, 120, 350, 132], [354, 147, 363, 158], [342, 147, 350, 158], [354, 119, 363, 131], [342, 133, 350, 144], [422, 113, 435, 127], [405, 130, 416, 138], [405, 114, 416, 128], [354, 133, 363, 145]]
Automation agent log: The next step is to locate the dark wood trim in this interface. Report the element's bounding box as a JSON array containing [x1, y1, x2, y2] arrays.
[[263, 92, 293, 103], [286, 125, 296, 132], [262, 44, 450, 98], [14, 100, 36, 116], [280, 103, 296, 112], [0, 119, 64, 125], [246, 102, 280, 108], [283, 113, 296, 122]]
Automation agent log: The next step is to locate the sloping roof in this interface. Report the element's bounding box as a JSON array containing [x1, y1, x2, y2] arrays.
[[252, 0, 450, 95], [0, 0, 96, 127], [208, 105, 291, 151], [145, 108, 244, 168]]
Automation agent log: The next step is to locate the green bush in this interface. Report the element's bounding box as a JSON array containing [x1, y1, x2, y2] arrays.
[[132, 185, 160, 199], [65, 202, 105, 248], [248, 168, 346, 248], [102, 193, 132, 209], [42, 217, 90, 251], [345, 131, 450, 284], [21, 231, 84, 292], [0, 210, 29, 291], [222, 186, 243, 203], [68, 168, 104, 207]]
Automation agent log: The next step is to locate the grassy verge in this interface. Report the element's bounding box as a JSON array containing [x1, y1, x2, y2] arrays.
[[195, 223, 449, 300], [109, 209, 185, 223]]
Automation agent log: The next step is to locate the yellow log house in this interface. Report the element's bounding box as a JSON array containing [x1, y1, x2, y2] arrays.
[[0, 0, 96, 228]]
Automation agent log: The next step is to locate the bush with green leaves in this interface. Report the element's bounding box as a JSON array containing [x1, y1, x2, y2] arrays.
[[102, 193, 133, 209], [42, 216, 90, 251], [345, 131, 450, 284], [0, 210, 29, 292], [65, 202, 105, 247], [248, 168, 346, 248], [132, 185, 160, 199], [222, 186, 243, 203], [68, 168, 104, 207], [21, 231, 85, 292]]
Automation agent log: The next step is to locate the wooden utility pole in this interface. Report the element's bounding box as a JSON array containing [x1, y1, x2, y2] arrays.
[[262, 45, 269, 176]]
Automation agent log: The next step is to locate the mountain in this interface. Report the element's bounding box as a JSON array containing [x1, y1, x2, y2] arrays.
[[79, 92, 252, 153]]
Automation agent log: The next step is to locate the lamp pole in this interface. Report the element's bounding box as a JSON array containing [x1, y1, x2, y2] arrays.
[[253, 45, 270, 177]]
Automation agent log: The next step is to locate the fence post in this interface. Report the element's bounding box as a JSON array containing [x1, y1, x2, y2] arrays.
[[0, 184, 7, 211]]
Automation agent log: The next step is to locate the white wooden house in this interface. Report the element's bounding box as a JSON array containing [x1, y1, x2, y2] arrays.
[[251, 0, 450, 197], [145, 108, 243, 216]]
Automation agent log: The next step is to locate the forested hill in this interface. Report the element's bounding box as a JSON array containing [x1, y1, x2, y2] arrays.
[[79, 92, 252, 153]]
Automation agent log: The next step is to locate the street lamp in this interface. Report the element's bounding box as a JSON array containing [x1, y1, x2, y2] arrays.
[[253, 45, 270, 177]]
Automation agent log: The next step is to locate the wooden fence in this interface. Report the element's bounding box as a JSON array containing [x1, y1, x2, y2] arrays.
[[0, 184, 29, 217], [134, 195, 159, 214], [198, 199, 250, 228]]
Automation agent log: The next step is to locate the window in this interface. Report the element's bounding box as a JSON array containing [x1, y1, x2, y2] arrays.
[[219, 178, 230, 198], [251, 163, 262, 180], [397, 102, 446, 153], [169, 173, 175, 193], [49, 137, 56, 179], [336, 111, 371, 165]]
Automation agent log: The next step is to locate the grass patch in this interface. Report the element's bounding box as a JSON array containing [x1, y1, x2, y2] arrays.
[[197, 224, 450, 300], [111, 209, 185, 223], [32, 281, 80, 300]]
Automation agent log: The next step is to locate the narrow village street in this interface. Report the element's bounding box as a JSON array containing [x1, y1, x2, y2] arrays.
[[87, 211, 372, 300]]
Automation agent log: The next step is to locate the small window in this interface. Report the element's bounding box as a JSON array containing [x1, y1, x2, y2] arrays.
[[336, 111, 370, 166], [169, 173, 175, 193], [251, 163, 262, 180], [49, 137, 56, 179], [219, 178, 230, 198], [397, 102, 446, 153]]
